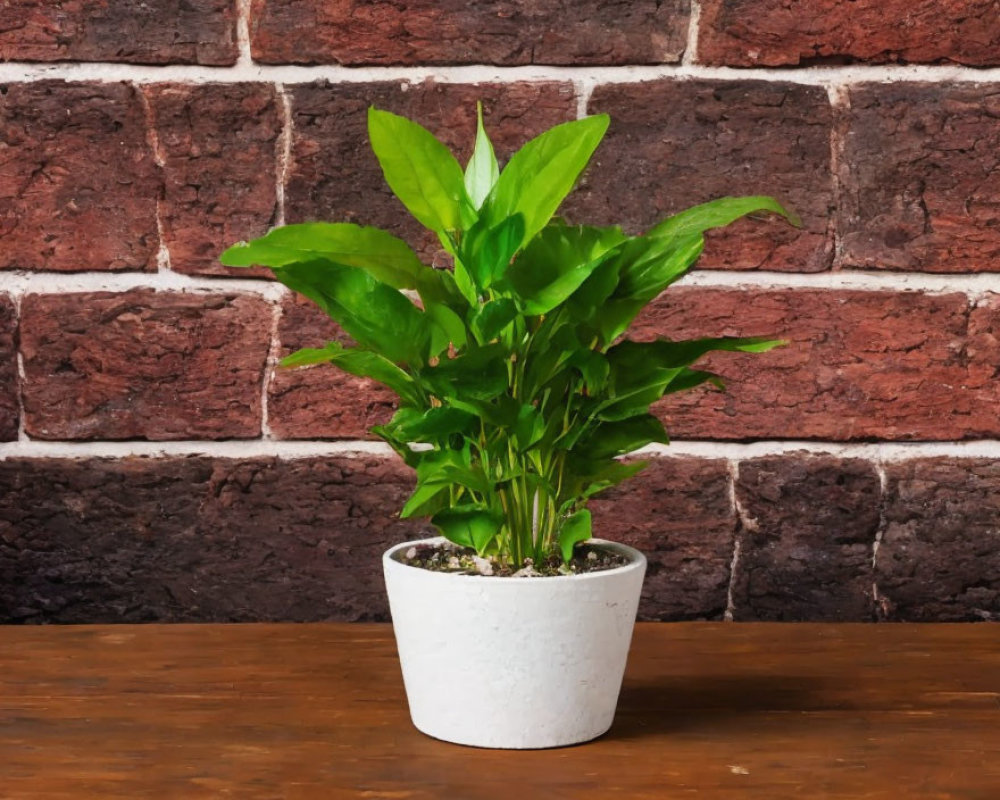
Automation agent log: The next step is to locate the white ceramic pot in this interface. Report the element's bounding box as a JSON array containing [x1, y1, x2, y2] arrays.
[[382, 536, 647, 749]]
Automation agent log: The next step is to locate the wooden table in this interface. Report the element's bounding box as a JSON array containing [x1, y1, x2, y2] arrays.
[[1, 623, 998, 798]]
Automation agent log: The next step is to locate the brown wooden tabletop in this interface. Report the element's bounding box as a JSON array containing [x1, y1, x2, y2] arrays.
[[1, 622, 998, 799]]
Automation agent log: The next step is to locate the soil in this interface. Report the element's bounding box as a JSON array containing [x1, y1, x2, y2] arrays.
[[394, 541, 630, 577]]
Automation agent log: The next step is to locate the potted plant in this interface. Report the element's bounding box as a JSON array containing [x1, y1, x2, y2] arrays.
[[222, 104, 796, 749]]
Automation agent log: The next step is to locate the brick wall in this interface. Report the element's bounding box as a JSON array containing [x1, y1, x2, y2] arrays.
[[1, 1, 999, 623]]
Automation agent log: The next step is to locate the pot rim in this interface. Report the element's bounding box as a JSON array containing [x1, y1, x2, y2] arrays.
[[383, 536, 646, 583]]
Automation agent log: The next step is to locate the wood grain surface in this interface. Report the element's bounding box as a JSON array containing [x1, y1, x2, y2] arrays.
[[1, 623, 998, 798]]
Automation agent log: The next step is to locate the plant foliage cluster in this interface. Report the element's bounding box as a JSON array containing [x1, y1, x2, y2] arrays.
[[222, 105, 796, 566]]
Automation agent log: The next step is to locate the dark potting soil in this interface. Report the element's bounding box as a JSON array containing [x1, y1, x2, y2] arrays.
[[394, 541, 630, 577]]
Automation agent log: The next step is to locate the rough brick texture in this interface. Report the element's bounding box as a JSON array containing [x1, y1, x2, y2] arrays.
[[20, 292, 271, 440], [0, 0, 238, 65], [147, 83, 281, 277], [877, 459, 1000, 621], [0, 456, 426, 623], [591, 458, 736, 621], [285, 80, 576, 261], [250, 0, 689, 65], [0, 295, 17, 441], [733, 457, 880, 621], [698, 0, 1000, 68], [635, 288, 996, 441], [269, 294, 396, 439], [0, 82, 161, 272], [839, 83, 1000, 273], [563, 81, 834, 272]]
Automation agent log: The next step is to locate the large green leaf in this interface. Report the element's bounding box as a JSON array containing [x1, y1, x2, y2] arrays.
[[558, 509, 592, 562], [388, 406, 478, 442], [572, 414, 669, 460], [470, 298, 518, 342], [432, 505, 503, 554], [279, 341, 422, 406], [421, 344, 509, 402], [463, 213, 525, 290], [507, 222, 625, 315], [275, 260, 429, 366], [219, 223, 427, 289], [464, 103, 499, 210], [486, 114, 610, 247], [648, 196, 800, 239], [368, 108, 472, 233]]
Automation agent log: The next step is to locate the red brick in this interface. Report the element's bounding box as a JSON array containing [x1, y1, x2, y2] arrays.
[[0, 0, 238, 65], [563, 81, 833, 272], [698, 0, 1000, 68], [0, 295, 17, 441], [839, 83, 1000, 273], [286, 80, 576, 262], [878, 459, 1000, 621], [0, 82, 161, 272], [268, 295, 396, 439], [250, 0, 688, 65], [635, 288, 994, 441], [591, 458, 736, 621], [0, 456, 426, 623], [733, 456, 879, 621], [20, 291, 271, 440], [147, 83, 281, 278]]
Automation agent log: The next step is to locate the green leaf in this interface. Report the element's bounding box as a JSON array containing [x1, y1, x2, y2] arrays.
[[275, 260, 429, 366], [389, 406, 477, 441], [368, 107, 472, 233], [507, 222, 624, 315], [432, 505, 503, 554], [568, 350, 609, 394], [424, 302, 468, 356], [421, 344, 509, 402], [648, 196, 801, 240], [573, 414, 669, 460], [464, 102, 499, 210], [607, 336, 786, 372], [513, 403, 545, 452], [465, 214, 525, 289], [470, 298, 518, 342], [278, 341, 421, 406], [219, 223, 427, 290], [486, 114, 610, 247], [558, 509, 592, 562]]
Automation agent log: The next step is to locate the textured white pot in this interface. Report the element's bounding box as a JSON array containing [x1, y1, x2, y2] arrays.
[[382, 536, 647, 749]]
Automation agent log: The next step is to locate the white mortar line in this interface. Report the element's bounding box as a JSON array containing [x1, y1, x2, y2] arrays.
[[682, 0, 702, 67], [258, 301, 283, 439], [3, 438, 1000, 461], [274, 83, 293, 227], [137, 86, 173, 273], [235, 0, 253, 67], [640, 440, 1000, 460], [0, 439, 395, 460], [0, 269, 996, 299], [0, 271, 288, 300], [723, 457, 741, 622], [2, 61, 1000, 87], [573, 78, 593, 119]]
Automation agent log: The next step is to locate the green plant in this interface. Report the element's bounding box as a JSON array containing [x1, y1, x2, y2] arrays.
[[222, 105, 797, 567]]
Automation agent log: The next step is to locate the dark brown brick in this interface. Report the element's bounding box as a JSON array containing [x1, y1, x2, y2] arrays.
[[147, 83, 281, 277], [268, 294, 396, 439], [636, 288, 994, 441], [877, 458, 1000, 621], [732, 456, 880, 621], [698, 0, 1000, 68], [0, 456, 427, 623], [250, 0, 689, 65], [0, 295, 17, 441], [0, 0, 238, 65], [839, 83, 1000, 273], [562, 80, 834, 272], [591, 457, 736, 621], [285, 80, 576, 261], [0, 82, 161, 272], [20, 291, 271, 440]]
